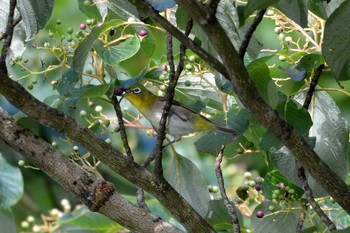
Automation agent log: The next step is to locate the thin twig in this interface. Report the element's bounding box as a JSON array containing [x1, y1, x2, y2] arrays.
[[238, 9, 266, 59], [0, 0, 17, 73], [153, 17, 193, 176], [298, 64, 336, 231], [0, 15, 21, 41], [112, 96, 134, 161], [296, 200, 308, 233], [215, 145, 241, 233]]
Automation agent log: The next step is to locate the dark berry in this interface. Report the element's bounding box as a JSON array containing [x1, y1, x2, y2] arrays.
[[256, 210, 264, 218], [114, 87, 125, 96], [138, 29, 147, 37], [255, 184, 262, 191], [97, 22, 104, 27], [161, 64, 167, 71]]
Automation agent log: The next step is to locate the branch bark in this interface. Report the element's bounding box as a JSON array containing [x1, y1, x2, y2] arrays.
[[0, 107, 183, 233]]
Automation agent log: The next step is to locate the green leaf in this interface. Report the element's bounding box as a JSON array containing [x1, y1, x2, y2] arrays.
[[16, 0, 54, 39], [308, 0, 345, 19], [56, 206, 120, 232], [216, 0, 240, 50], [247, 55, 278, 107], [58, 69, 80, 96], [0, 209, 16, 233], [205, 200, 242, 231], [94, 36, 140, 67], [274, 0, 308, 28], [276, 99, 312, 136], [273, 91, 349, 197], [0, 153, 23, 209], [252, 201, 302, 233], [81, 83, 111, 98], [323, 1, 350, 80], [262, 170, 304, 200], [43, 95, 64, 108], [164, 152, 211, 216]]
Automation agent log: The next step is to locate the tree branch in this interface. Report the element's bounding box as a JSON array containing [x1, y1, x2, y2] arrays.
[[239, 9, 266, 59], [0, 107, 183, 233], [0, 0, 16, 72], [172, 0, 350, 214], [215, 146, 241, 233]]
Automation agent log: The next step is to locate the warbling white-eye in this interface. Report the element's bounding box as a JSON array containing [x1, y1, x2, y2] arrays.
[[119, 86, 236, 140]]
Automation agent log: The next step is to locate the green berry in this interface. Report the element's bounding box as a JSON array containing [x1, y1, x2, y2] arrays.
[[278, 55, 286, 61], [56, 19, 62, 25], [185, 64, 194, 72], [248, 180, 256, 187], [95, 105, 103, 112], [27, 84, 34, 90], [21, 221, 29, 228], [67, 27, 73, 34], [88, 101, 94, 107], [268, 205, 275, 211], [114, 126, 120, 133], [44, 42, 50, 48], [159, 74, 167, 81], [52, 141, 57, 147], [255, 176, 264, 184], [67, 35, 73, 42], [184, 80, 191, 87], [83, 0, 91, 6], [103, 120, 110, 127], [188, 55, 197, 63], [22, 58, 29, 63], [79, 110, 87, 116], [267, 9, 275, 16], [285, 36, 292, 43], [48, 32, 54, 38], [73, 146, 79, 151], [18, 160, 25, 166], [31, 80, 37, 85], [93, 120, 100, 126], [86, 19, 92, 26], [85, 69, 93, 74], [274, 27, 281, 34], [278, 33, 285, 41], [244, 171, 252, 179]]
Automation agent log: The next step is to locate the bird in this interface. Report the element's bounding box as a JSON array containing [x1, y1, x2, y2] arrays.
[[117, 85, 237, 140]]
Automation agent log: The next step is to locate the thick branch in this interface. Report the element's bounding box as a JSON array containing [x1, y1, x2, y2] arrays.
[[172, 0, 350, 213], [0, 107, 183, 233]]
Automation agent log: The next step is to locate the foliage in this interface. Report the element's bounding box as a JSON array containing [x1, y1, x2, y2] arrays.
[[1, 0, 350, 232]]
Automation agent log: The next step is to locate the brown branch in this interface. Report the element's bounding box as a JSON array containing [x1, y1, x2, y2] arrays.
[[215, 146, 241, 233], [0, 107, 183, 233], [112, 96, 133, 160], [171, 0, 350, 214], [0, 0, 17, 72], [296, 201, 308, 233], [239, 9, 266, 59], [154, 16, 193, 176]]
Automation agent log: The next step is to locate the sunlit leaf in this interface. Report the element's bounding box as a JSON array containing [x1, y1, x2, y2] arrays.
[[94, 36, 140, 67]]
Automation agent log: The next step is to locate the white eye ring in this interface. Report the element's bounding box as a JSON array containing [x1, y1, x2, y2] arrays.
[[132, 87, 141, 94]]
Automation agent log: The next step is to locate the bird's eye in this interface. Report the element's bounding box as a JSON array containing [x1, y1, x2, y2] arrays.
[[132, 87, 141, 94]]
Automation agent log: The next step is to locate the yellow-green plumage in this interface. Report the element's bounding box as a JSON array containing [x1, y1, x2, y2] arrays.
[[124, 86, 236, 139]]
